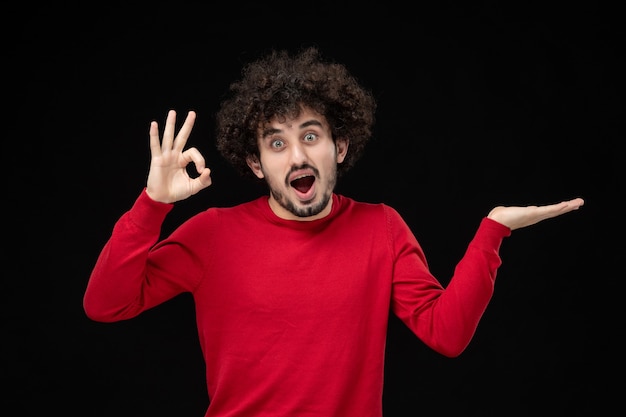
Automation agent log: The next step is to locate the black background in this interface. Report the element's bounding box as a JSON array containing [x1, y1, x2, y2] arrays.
[[5, 1, 622, 416]]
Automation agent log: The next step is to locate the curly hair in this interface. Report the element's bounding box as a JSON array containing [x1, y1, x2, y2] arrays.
[[215, 47, 377, 180]]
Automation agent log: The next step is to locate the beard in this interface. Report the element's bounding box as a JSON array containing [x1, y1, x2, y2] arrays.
[[264, 163, 337, 218], [269, 187, 333, 218]]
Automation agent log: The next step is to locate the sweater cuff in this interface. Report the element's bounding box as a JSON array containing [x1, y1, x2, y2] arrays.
[[471, 217, 512, 253], [126, 188, 174, 231]]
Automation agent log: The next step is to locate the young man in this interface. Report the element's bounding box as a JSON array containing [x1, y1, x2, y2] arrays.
[[83, 47, 584, 416]]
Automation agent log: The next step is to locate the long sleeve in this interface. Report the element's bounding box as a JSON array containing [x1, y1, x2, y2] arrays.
[[390, 213, 511, 357], [83, 189, 175, 322]]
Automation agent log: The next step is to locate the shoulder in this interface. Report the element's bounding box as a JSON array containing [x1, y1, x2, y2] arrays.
[[334, 194, 405, 224], [180, 197, 267, 227]]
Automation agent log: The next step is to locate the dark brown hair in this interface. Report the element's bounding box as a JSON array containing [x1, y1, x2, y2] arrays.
[[215, 47, 377, 179]]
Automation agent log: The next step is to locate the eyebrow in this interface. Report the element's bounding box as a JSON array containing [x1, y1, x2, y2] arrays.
[[261, 119, 324, 139]]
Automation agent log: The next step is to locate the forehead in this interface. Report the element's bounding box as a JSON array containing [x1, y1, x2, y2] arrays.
[[264, 106, 328, 129]]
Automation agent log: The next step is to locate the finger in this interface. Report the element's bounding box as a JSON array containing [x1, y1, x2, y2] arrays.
[[191, 168, 213, 193], [537, 198, 584, 221], [161, 110, 178, 150], [180, 147, 206, 172], [148, 120, 162, 157], [173, 111, 197, 152], [549, 198, 584, 214], [566, 197, 585, 209]]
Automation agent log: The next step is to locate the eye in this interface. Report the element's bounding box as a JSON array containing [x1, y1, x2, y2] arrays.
[[271, 139, 285, 149], [303, 133, 317, 142]]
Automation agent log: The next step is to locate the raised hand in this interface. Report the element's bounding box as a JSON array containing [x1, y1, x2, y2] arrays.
[[146, 110, 213, 203], [487, 197, 584, 231]]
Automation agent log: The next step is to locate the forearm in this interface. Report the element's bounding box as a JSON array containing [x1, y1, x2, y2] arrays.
[[394, 218, 510, 357], [83, 189, 173, 322]]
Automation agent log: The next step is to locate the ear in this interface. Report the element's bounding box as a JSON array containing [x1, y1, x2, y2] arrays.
[[336, 138, 349, 164], [246, 155, 265, 179]]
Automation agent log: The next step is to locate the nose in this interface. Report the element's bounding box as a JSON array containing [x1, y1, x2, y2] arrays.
[[289, 141, 308, 165]]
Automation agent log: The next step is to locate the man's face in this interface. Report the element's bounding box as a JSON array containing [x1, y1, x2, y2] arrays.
[[246, 107, 348, 221]]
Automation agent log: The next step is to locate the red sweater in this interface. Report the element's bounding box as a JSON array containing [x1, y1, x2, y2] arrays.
[[84, 190, 510, 417]]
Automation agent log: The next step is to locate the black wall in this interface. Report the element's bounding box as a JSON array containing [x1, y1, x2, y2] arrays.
[[6, 2, 621, 416]]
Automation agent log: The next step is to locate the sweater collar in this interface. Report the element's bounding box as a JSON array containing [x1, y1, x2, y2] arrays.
[[255, 193, 342, 230]]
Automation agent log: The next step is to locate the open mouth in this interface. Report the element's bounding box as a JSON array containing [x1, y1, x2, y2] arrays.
[[290, 175, 315, 194]]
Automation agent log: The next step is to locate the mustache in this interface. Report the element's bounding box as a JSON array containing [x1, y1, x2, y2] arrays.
[[285, 164, 319, 184]]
